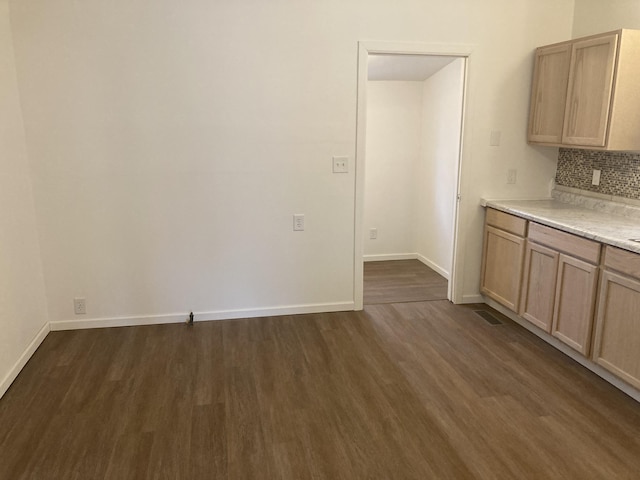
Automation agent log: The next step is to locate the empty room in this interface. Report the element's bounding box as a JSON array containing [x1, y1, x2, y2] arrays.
[[2, 0, 640, 478]]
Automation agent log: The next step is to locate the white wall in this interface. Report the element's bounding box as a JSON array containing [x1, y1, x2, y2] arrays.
[[364, 82, 423, 259], [413, 59, 465, 278], [8, 0, 575, 326], [0, 2, 49, 397], [363, 60, 463, 280], [573, 0, 640, 37]]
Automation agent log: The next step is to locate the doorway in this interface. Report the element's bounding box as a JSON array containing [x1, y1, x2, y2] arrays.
[[354, 42, 471, 309]]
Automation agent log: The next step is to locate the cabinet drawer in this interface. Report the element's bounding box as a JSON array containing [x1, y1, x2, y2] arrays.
[[604, 246, 640, 279], [528, 223, 600, 264], [486, 209, 527, 237]]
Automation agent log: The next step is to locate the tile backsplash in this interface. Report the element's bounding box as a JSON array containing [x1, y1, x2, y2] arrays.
[[555, 148, 640, 200]]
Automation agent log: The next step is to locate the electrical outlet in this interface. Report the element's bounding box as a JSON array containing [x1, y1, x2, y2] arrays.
[[370, 228, 378, 240], [592, 169, 601, 186], [490, 130, 501, 146], [74, 297, 86, 315], [332, 156, 349, 173], [507, 169, 517, 184], [293, 214, 305, 231]]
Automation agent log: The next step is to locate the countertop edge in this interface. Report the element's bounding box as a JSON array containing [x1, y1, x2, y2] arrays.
[[484, 200, 640, 255]]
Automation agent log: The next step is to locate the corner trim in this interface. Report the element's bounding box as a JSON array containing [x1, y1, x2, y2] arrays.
[[415, 254, 450, 280]]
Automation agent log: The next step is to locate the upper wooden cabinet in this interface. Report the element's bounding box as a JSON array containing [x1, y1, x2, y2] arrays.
[[562, 34, 617, 147], [528, 29, 640, 151], [528, 44, 571, 144]]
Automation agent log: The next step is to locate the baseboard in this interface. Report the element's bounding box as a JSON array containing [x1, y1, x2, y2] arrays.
[[484, 297, 640, 404], [461, 294, 484, 304], [49, 301, 356, 331], [0, 321, 50, 400], [363, 253, 417, 262], [415, 255, 450, 280], [363, 253, 451, 280]]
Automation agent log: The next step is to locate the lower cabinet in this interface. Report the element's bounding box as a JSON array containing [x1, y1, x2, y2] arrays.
[[481, 209, 527, 312], [551, 255, 598, 355], [481, 225, 525, 312], [520, 242, 558, 331], [593, 247, 640, 390], [518, 223, 600, 355], [483, 209, 640, 394]]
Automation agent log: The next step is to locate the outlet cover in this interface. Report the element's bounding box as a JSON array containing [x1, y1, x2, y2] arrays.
[[370, 228, 378, 240], [293, 214, 305, 231], [332, 156, 348, 173], [74, 297, 86, 315]]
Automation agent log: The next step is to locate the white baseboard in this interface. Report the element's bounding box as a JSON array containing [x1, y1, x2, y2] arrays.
[[0, 321, 50, 400], [49, 301, 356, 331], [484, 297, 640, 404], [415, 254, 450, 280], [363, 253, 417, 262], [461, 294, 484, 304], [364, 252, 451, 281]]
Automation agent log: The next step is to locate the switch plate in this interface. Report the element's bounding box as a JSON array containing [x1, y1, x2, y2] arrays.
[[370, 228, 378, 240], [592, 169, 601, 186], [332, 156, 349, 173], [507, 169, 517, 184], [490, 131, 501, 146], [74, 297, 86, 315], [293, 214, 305, 231]]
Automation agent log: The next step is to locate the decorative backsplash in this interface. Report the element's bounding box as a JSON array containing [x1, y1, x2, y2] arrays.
[[555, 148, 640, 200]]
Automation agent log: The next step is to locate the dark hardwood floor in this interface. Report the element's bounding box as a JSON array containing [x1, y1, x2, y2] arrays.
[[1, 264, 640, 478], [364, 259, 447, 304]]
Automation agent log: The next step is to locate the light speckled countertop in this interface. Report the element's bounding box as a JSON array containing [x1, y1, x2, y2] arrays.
[[483, 196, 640, 255]]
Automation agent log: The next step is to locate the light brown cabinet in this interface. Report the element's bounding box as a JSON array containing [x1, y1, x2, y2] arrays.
[[593, 247, 640, 390], [480, 209, 527, 312], [528, 29, 640, 151], [519, 222, 600, 355], [528, 44, 571, 144], [482, 209, 640, 394], [519, 242, 558, 331], [551, 254, 598, 355]]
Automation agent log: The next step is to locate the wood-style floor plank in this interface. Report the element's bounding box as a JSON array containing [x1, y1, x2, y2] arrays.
[[1, 263, 640, 478], [364, 259, 447, 304]]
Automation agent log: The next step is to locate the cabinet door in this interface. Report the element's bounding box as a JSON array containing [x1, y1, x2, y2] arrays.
[[528, 43, 571, 144], [551, 255, 598, 355], [562, 33, 618, 147], [519, 242, 559, 332], [480, 225, 525, 312], [593, 271, 640, 390]]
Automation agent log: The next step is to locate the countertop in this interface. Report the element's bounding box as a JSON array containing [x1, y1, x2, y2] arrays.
[[483, 197, 640, 255]]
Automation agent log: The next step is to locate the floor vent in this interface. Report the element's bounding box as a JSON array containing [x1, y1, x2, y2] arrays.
[[474, 310, 503, 325]]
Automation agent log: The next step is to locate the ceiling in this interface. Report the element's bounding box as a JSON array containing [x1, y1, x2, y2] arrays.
[[367, 54, 459, 82]]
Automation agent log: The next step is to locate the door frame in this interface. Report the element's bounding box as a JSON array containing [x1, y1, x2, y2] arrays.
[[354, 41, 474, 309]]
